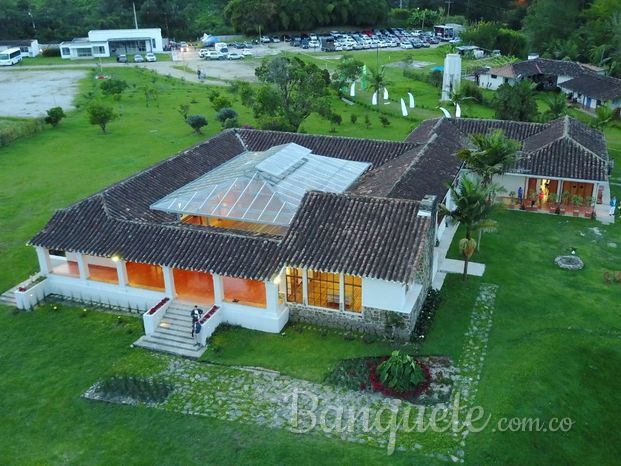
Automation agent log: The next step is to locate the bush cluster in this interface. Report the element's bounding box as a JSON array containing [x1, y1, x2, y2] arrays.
[[411, 288, 442, 341], [98, 376, 173, 403]]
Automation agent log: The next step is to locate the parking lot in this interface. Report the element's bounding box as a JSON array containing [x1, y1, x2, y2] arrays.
[[0, 69, 87, 118]]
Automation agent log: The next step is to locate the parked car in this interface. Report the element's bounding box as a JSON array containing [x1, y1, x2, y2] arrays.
[[241, 49, 254, 57], [145, 52, 157, 62], [116, 54, 127, 63], [308, 39, 320, 49], [198, 48, 209, 58], [271, 36, 281, 43], [400, 42, 413, 49], [260, 36, 271, 43], [228, 51, 243, 60], [205, 50, 222, 60], [133, 54, 144, 63]]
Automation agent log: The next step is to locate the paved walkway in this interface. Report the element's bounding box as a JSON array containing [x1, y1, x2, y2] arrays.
[[432, 222, 486, 289]]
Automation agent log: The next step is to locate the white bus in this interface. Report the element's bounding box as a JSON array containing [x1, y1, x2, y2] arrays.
[[0, 47, 22, 66]]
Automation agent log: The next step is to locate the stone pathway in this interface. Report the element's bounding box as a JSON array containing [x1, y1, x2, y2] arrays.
[[85, 284, 499, 461]]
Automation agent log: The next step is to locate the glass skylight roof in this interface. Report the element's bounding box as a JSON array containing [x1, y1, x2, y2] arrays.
[[150, 143, 370, 226]]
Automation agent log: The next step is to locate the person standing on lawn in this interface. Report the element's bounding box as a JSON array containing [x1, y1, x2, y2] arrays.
[[610, 196, 617, 216]]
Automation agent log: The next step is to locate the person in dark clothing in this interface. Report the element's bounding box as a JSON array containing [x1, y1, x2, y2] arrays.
[[193, 320, 202, 346], [190, 305, 203, 336]]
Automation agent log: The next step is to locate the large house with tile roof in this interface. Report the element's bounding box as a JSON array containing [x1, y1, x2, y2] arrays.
[[478, 57, 605, 91], [25, 116, 611, 353]]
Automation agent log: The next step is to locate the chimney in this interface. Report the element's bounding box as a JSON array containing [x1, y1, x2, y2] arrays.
[[418, 195, 437, 218]]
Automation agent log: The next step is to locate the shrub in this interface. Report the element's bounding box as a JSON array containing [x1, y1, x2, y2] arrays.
[[185, 114, 208, 134], [41, 47, 61, 57], [222, 118, 239, 129], [461, 80, 483, 102], [0, 118, 44, 147], [412, 288, 442, 340], [87, 102, 118, 133], [98, 375, 173, 403], [376, 351, 425, 392], [216, 107, 238, 124], [350, 114, 358, 124], [100, 79, 129, 100], [329, 112, 342, 126], [379, 114, 390, 127], [44, 107, 66, 128], [364, 114, 372, 128]]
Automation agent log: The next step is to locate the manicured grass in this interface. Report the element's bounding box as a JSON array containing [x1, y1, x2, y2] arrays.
[[203, 323, 414, 382], [0, 304, 427, 465], [435, 209, 621, 464]]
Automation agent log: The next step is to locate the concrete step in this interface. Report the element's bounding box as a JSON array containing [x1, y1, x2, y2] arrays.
[[142, 335, 199, 351], [152, 331, 195, 346], [0, 295, 17, 306], [133, 337, 205, 359], [160, 315, 193, 325], [166, 309, 196, 320], [156, 325, 193, 338], [159, 318, 193, 330]]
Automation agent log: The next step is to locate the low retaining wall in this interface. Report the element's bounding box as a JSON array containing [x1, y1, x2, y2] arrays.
[[287, 299, 425, 341]]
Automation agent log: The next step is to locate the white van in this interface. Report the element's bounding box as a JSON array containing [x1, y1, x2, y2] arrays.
[[0, 47, 22, 66]]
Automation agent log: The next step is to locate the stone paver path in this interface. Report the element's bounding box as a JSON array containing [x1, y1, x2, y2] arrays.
[[86, 284, 499, 461]]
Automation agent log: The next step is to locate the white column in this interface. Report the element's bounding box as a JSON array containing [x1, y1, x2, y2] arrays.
[[265, 282, 279, 312], [76, 253, 88, 282], [35, 246, 52, 275], [116, 260, 128, 290], [162, 266, 175, 298], [339, 273, 345, 312], [302, 268, 309, 305], [212, 273, 223, 306]]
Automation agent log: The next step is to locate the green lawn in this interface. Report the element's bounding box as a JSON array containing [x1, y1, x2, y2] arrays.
[[202, 323, 414, 382], [0, 304, 428, 465], [17, 53, 171, 66], [441, 209, 621, 464], [2, 62, 621, 464]]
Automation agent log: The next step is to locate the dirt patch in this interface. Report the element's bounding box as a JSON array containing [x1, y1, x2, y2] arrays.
[[0, 69, 87, 118]]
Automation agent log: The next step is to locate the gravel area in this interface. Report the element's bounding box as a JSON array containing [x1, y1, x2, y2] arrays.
[[0, 69, 87, 117]]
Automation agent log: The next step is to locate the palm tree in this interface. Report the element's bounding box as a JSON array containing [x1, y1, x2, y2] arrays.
[[590, 106, 615, 130], [544, 93, 568, 121], [368, 66, 387, 109], [440, 178, 496, 280], [457, 130, 521, 186]]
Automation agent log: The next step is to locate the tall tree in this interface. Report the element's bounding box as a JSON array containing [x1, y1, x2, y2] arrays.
[[522, 0, 582, 56], [253, 56, 331, 131], [368, 66, 388, 109], [441, 177, 496, 280], [457, 130, 521, 186], [492, 80, 539, 122]]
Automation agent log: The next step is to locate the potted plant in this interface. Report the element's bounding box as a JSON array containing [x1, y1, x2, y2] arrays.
[[547, 193, 558, 213], [527, 191, 539, 211], [584, 199, 594, 218], [507, 190, 516, 209], [560, 191, 572, 215], [572, 195, 583, 216]]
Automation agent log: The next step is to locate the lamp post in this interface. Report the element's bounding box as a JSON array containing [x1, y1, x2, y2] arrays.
[[27, 10, 36, 35]]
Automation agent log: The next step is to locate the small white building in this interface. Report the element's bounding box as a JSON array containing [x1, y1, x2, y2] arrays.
[[60, 28, 163, 59], [0, 39, 40, 57]]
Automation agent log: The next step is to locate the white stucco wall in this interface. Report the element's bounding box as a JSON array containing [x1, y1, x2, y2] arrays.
[[362, 278, 407, 312], [493, 174, 526, 195], [479, 74, 514, 90], [88, 28, 164, 52]]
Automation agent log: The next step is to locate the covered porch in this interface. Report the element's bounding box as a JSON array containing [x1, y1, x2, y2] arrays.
[[37, 248, 282, 314], [497, 174, 612, 223]]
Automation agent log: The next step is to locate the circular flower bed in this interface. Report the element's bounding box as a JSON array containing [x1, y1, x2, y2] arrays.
[[367, 357, 432, 401], [554, 255, 584, 270]]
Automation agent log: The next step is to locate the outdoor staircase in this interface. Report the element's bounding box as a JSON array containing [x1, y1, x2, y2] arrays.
[[0, 288, 17, 308], [134, 301, 207, 359]]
